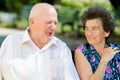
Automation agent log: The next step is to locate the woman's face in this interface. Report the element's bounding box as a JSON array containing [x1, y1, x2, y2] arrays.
[[85, 18, 110, 45]]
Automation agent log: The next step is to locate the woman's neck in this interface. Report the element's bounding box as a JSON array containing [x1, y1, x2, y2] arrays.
[[93, 42, 106, 57]]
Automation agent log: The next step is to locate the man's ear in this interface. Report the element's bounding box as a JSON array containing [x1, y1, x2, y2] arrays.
[[29, 18, 34, 25]]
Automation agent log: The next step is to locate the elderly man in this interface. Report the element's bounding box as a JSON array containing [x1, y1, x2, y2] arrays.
[[0, 3, 79, 80]]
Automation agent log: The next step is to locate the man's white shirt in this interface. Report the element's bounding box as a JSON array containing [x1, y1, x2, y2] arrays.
[[0, 29, 79, 80]]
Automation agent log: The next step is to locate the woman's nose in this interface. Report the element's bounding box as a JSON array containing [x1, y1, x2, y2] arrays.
[[86, 30, 93, 36]]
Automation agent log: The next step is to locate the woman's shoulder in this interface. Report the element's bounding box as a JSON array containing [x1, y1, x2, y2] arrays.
[[77, 43, 85, 50], [107, 42, 120, 48], [108, 42, 120, 59], [75, 43, 93, 55], [77, 43, 91, 50]]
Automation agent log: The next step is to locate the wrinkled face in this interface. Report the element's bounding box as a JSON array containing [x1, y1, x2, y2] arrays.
[[30, 8, 58, 44], [85, 18, 110, 45]]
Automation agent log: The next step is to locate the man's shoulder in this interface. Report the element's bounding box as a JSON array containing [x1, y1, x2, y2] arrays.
[[7, 31, 24, 37], [3, 31, 25, 42], [53, 36, 66, 45]]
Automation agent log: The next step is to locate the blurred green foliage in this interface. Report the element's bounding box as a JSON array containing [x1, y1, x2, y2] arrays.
[[4, 0, 40, 13], [54, 0, 119, 36], [0, 0, 120, 36], [60, 0, 113, 16]]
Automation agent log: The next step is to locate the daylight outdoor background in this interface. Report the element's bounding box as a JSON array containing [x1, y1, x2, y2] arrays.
[[0, 0, 120, 50]]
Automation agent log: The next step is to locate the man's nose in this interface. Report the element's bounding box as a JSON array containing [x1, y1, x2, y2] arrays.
[[50, 22, 56, 30]]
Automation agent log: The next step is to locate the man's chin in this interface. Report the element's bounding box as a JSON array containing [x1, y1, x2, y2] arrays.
[[47, 36, 53, 41]]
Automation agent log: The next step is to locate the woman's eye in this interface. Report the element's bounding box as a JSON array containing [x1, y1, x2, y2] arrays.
[[85, 28, 88, 30]]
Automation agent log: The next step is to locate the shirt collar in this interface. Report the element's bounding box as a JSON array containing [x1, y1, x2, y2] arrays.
[[21, 27, 32, 44], [48, 37, 58, 47], [21, 27, 58, 47]]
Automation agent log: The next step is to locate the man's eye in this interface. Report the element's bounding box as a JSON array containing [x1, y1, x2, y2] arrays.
[[93, 27, 97, 30], [47, 22, 52, 24], [54, 22, 57, 25]]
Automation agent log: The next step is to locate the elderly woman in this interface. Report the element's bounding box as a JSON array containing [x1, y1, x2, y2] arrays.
[[75, 6, 120, 80]]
